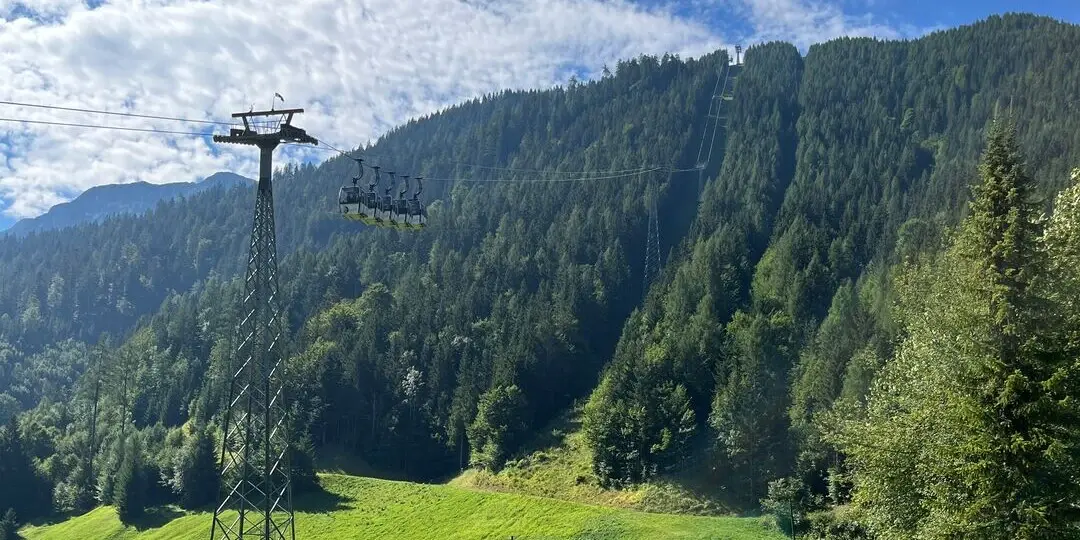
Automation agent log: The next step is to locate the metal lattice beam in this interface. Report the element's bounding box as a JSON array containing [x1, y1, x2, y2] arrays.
[[643, 172, 661, 293], [210, 106, 316, 540]]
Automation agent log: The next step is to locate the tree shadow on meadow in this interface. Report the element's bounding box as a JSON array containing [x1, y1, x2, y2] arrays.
[[293, 482, 351, 514], [126, 506, 186, 531]]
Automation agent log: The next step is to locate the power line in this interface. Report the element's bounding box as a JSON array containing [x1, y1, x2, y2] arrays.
[[0, 117, 216, 137], [0, 99, 236, 126]]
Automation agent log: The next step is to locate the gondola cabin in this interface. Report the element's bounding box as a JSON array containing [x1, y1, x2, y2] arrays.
[[339, 158, 369, 221], [339, 163, 426, 230], [338, 185, 366, 221]]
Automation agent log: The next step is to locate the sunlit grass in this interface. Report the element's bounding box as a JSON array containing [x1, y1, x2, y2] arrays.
[[22, 473, 784, 540]]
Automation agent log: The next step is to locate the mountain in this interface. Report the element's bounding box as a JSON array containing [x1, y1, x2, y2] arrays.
[[1, 13, 1079, 539], [3, 172, 251, 237]]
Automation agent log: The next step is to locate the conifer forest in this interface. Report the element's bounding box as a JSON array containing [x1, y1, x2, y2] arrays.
[[2, 12, 1080, 540]]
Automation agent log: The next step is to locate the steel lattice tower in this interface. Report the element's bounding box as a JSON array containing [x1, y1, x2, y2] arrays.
[[643, 172, 661, 293], [210, 106, 317, 540]]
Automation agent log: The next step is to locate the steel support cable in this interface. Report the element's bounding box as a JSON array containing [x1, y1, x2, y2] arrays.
[[424, 166, 663, 183], [445, 161, 650, 176], [0, 116, 217, 137], [0, 99, 237, 126], [694, 61, 728, 167], [0, 101, 699, 180], [303, 137, 663, 179], [0, 115, 690, 184], [701, 63, 735, 168]]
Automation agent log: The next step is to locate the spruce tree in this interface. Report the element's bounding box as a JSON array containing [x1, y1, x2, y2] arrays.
[[0, 418, 50, 523], [838, 120, 1080, 539], [114, 440, 146, 523], [958, 119, 1079, 539], [170, 425, 219, 509], [0, 508, 17, 540]]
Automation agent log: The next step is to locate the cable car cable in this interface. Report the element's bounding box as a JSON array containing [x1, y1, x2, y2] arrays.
[[423, 167, 663, 183], [0, 100, 237, 126], [0, 114, 689, 184], [0, 117, 219, 137], [308, 140, 665, 180]]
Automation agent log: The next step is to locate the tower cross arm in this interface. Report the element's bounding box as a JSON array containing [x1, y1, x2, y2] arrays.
[[212, 107, 318, 147]]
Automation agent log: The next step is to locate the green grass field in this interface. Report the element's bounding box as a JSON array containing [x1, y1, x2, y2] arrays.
[[452, 405, 732, 517], [21, 474, 784, 540]]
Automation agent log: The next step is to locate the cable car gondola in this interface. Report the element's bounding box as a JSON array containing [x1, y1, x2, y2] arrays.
[[392, 175, 411, 230], [377, 172, 396, 225], [405, 176, 426, 228], [338, 158, 367, 221], [361, 166, 381, 224], [338, 159, 427, 230]]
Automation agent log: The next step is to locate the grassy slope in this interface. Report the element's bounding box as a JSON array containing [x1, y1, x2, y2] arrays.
[[450, 405, 732, 517], [21, 474, 783, 540]]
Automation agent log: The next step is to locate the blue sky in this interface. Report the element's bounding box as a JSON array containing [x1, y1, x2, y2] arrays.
[[845, 0, 1079, 30], [0, 0, 1077, 231]]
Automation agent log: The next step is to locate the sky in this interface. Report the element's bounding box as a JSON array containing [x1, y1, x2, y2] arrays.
[[0, 0, 1077, 230]]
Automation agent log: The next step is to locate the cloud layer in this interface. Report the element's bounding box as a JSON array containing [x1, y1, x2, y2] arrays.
[[0, 0, 912, 220]]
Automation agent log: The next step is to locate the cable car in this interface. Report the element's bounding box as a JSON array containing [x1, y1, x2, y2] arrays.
[[361, 166, 381, 224], [377, 172, 396, 225], [338, 159, 427, 230], [392, 175, 411, 230], [338, 159, 367, 221], [405, 176, 426, 228]]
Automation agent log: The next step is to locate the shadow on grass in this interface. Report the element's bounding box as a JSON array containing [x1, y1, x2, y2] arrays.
[[293, 482, 351, 514], [126, 506, 186, 531], [22, 509, 81, 528], [315, 444, 410, 482], [517, 401, 585, 454]]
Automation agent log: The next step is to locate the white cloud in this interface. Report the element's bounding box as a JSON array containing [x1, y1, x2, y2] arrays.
[[0, 0, 731, 219], [730, 0, 921, 49], [0, 0, 912, 221]]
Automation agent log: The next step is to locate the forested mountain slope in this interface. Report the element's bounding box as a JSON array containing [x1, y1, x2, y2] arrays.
[[0, 47, 731, 519], [587, 9, 1080, 504], [3, 12, 1080, 540], [3, 172, 251, 238], [584, 12, 1080, 535]]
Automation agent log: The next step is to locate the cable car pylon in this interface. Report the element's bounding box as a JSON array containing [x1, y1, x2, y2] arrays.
[[692, 52, 739, 201], [209, 102, 317, 540], [643, 170, 661, 293]]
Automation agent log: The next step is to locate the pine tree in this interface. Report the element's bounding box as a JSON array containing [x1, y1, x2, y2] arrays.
[[0, 508, 17, 540], [114, 439, 146, 523], [170, 425, 219, 509], [0, 418, 50, 523], [290, 432, 318, 495], [838, 121, 1080, 539], [956, 120, 1079, 539], [467, 385, 527, 471]]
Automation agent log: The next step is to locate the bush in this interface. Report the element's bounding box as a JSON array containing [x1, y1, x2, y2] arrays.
[[804, 507, 871, 540], [760, 476, 809, 536]]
